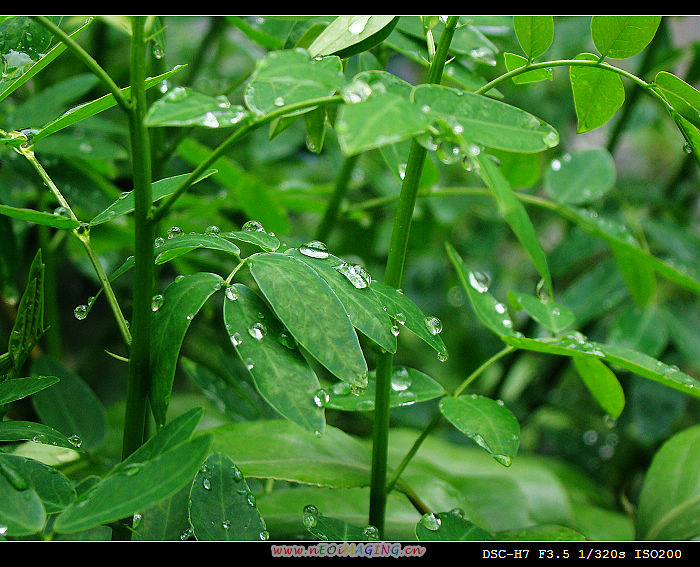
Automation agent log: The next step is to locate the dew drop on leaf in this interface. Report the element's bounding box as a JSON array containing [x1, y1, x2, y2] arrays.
[[299, 240, 329, 259], [419, 512, 441, 531]]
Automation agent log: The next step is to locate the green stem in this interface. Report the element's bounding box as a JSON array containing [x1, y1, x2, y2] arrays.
[[476, 58, 671, 111], [18, 147, 132, 346], [368, 16, 459, 537], [386, 346, 514, 494], [152, 94, 343, 223], [36, 191, 61, 359], [32, 16, 130, 112], [314, 154, 359, 243], [121, 17, 154, 462]]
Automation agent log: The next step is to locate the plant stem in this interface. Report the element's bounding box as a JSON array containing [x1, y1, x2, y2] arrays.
[[314, 154, 359, 242], [152, 94, 343, 223], [386, 346, 514, 494], [32, 16, 130, 112], [121, 17, 154, 462], [18, 147, 132, 346], [368, 16, 459, 537]]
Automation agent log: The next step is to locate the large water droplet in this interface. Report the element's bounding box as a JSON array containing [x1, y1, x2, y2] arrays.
[[202, 477, 212, 490], [340, 79, 372, 104], [468, 271, 490, 293], [302, 504, 319, 529], [205, 225, 220, 236], [68, 434, 82, 448], [424, 316, 443, 335], [151, 294, 164, 312], [74, 305, 88, 320], [167, 226, 183, 239], [363, 525, 380, 540], [313, 388, 330, 408], [300, 240, 329, 259], [242, 220, 265, 232], [248, 322, 266, 340], [225, 285, 239, 301], [391, 367, 412, 391], [348, 16, 370, 34], [334, 262, 371, 289], [419, 513, 442, 531]]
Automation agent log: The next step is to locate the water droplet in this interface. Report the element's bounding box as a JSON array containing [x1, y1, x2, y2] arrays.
[[0, 525, 7, 536], [221, 520, 231, 530], [248, 322, 266, 340], [536, 278, 551, 302], [273, 96, 285, 107], [259, 530, 270, 540], [348, 16, 370, 34], [544, 129, 559, 148], [246, 492, 256, 507], [74, 305, 88, 320], [151, 294, 164, 312], [68, 434, 82, 448], [363, 525, 380, 540], [391, 367, 412, 391], [391, 325, 400, 337], [302, 504, 319, 528], [437, 352, 448, 363], [436, 140, 463, 164], [300, 240, 329, 259], [123, 463, 143, 476], [230, 332, 243, 347], [494, 454, 512, 467], [154, 236, 165, 247], [583, 430, 598, 446], [313, 388, 330, 408], [167, 226, 183, 239], [340, 79, 372, 103], [468, 271, 490, 293], [242, 220, 265, 232], [179, 527, 193, 540], [53, 206, 69, 218], [419, 513, 441, 531], [244, 358, 255, 370], [202, 477, 212, 490], [225, 285, 239, 301], [424, 316, 443, 335], [449, 507, 465, 518], [118, 191, 130, 200], [132, 512, 142, 529], [231, 465, 243, 482], [205, 225, 220, 236], [334, 262, 371, 289]]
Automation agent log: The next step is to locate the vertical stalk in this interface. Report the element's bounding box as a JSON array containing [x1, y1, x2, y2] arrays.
[[368, 16, 459, 536], [121, 17, 154, 461], [314, 154, 359, 242]]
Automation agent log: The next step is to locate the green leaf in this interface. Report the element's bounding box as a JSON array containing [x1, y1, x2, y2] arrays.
[[610, 241, 657, 307], [370, 282, 448, 359], [508, 292, 575, 334], [413, 84, 560, 153], [323, 367, 445, 412], [205, 420, 371, 488], [0, 375, 59, 405], [0, 203, 80, 230], [496, 524, 587, 541], [30, 356, 107, 451], [0, 420, 79, 450], [8, 250, 44, 374], [335, 92, 431, 156], [446, 242, 519, 338], [53, 435, 212, 534], [478, 152, 551, 296], [131, 485, 191, 541], [221, 230, 280, 252], [189, 453, 267, 541], [222, 283, 324, 434], [309, 16, 398, 59], [513, 16, 554, 59], [416, 510, 494, 541], [0, 17, 92, 104], [655, 71, 700, 130], [114, 407, 205, 475], [570, 53, 625, 133], [591, 16, 661, 59], [33, 66, 186, 143], [144, 86, 249, 128], [572, 356, 625, 418], [244, 49, 344, 116], [149, 272, 225, 427], [304, 507, 378, 541], [90, 169, 217, 226], [0, 459, 45, 537], [153, 232, 241, 265], [439, 395, 520, 467], [504, 52, 553, 84], [286, 248, 396, 353], [636, 424, 700, 540], [544, 148, 616, 205], [248, 253, 367, 385], [501, 334, 700, 399], [0, 454, 75, 514]]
